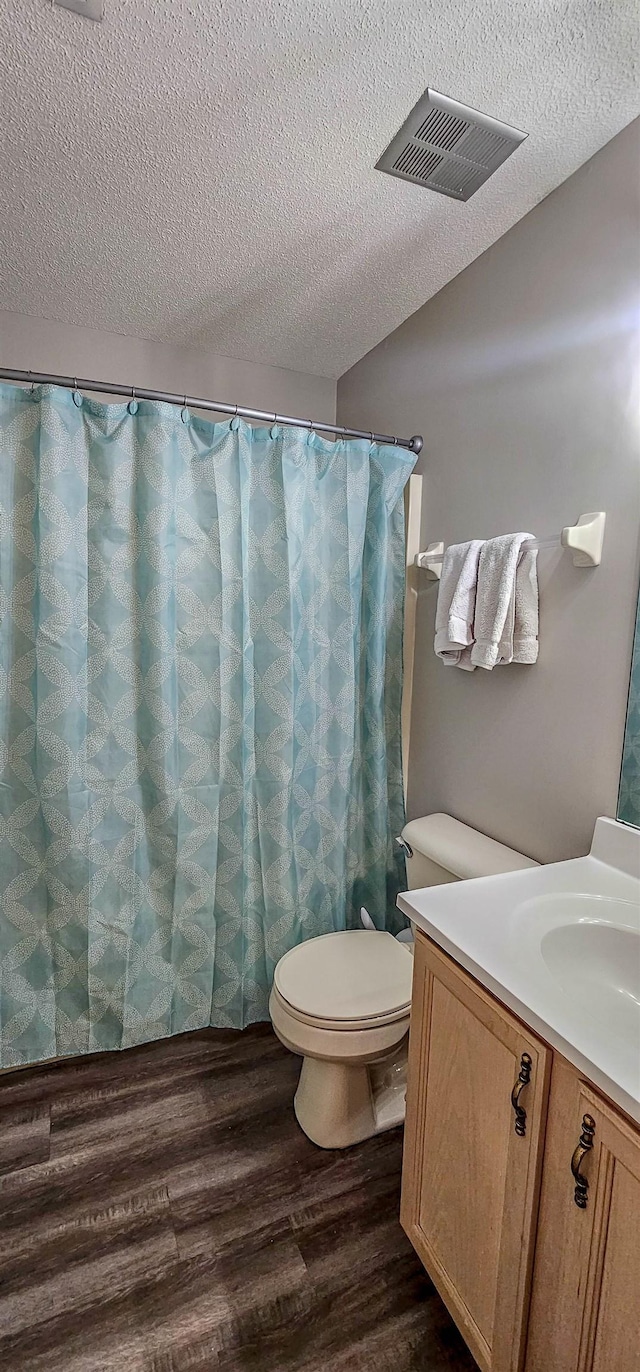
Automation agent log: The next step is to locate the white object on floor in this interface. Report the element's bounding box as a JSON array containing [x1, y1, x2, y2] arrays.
[[269, 814, 534, 1148], [361, 902, 412, 945], [369, 1042, 409, 1132], [434, 539, 484, 670], [471, 532, 537, 669]]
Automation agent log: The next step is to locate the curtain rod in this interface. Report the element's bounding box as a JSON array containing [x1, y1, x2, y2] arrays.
[[0, 368, 424, 454]]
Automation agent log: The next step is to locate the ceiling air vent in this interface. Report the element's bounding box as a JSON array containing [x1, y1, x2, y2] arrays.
[[376, 89, 527, 201]]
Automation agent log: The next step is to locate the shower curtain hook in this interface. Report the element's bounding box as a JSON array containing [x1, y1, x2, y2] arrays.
[[180, 394, 189, 424], [28, 370, 35, 396], [369, 432, 375, 445]]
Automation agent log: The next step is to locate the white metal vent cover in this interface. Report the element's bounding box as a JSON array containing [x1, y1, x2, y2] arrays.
[[376, 89, 527, 201]]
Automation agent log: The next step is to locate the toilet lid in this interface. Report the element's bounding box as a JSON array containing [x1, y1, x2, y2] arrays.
[[273, 930, 413, 1023]]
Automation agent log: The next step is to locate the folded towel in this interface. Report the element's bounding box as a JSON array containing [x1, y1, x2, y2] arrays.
[[471, 533, 538, 670], [434, 540, 484, 671]]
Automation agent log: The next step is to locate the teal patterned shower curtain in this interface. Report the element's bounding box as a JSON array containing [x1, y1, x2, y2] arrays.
[[0, 382, 414, 1067]]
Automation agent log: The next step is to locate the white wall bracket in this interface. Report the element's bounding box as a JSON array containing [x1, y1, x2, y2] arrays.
[[561, 511, 606, 567], [415, 542, 444, 580]]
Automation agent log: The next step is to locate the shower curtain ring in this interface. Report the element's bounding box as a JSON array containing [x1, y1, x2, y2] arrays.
[[180, 395, 189, 424], [128, 385, 138, 415], [370, 432, 375, 444]]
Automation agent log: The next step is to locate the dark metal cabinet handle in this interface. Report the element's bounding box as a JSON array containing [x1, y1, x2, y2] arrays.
[[511, 1053, 532, 1136], [571, 1113, 596, 1208]]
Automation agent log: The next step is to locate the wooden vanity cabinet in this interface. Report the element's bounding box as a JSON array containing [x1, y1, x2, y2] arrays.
[[401, 933, 551, 1372], [525, 1056, 640, 1372], [402, 931, 640, 1372]]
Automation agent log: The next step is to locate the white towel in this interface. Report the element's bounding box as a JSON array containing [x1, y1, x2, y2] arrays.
[[434, 540, 484, 671], [471, 533, 538, 670], [513, 549, 539, 663]]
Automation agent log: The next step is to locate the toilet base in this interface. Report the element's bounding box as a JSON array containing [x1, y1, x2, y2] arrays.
[[293, 1042, 408, 1149]]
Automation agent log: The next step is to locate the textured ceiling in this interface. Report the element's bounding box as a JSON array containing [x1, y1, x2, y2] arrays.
[[1, 0, 638, 379]]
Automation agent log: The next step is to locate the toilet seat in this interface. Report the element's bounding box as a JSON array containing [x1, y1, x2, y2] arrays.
[[271, 983, 409, 1032], [273, 929, 413, 1029], [269, 981, 410, 1064]]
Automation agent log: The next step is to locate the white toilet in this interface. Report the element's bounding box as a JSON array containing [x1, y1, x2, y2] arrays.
[[269, 813, 537, 1149]]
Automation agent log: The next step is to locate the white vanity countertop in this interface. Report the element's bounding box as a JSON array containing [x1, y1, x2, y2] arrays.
[[397, 818, 640, 1125]]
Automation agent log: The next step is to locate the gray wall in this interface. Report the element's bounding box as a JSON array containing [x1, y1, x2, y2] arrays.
[[0, 311, 336, 424], [338, 120, 640, 863]]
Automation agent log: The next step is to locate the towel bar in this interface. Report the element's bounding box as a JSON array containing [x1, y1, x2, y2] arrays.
[[415, 512, 606, 580]]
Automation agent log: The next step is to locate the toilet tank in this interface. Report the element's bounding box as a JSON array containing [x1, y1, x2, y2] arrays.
[[399, 813, 538, 889]]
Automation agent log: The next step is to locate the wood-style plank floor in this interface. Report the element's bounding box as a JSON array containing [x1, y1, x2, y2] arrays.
[[0, 1025, 477, 1371]]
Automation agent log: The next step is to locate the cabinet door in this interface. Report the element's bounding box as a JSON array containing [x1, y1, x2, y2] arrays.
[[401, 934, 550, 1372], [526, 1057, 640, 1372]]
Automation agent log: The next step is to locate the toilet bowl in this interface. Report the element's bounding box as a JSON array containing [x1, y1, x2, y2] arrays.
[[269, 929, 413, 1149], [270, 813, 538, 1149]]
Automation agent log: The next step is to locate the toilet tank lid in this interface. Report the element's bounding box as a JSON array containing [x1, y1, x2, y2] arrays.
[[400, 813, 538, 880]]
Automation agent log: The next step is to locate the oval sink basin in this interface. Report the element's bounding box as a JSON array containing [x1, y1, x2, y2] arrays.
[[512, 893, 640, 1046], [541, 922, 640, 1040]]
